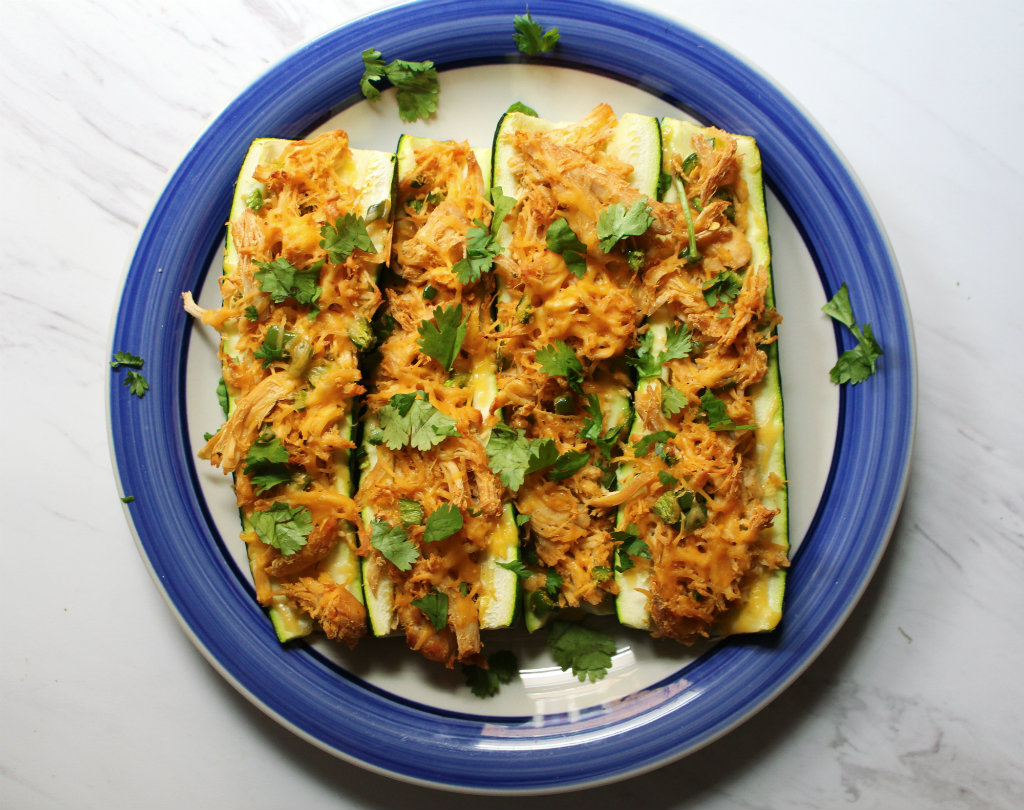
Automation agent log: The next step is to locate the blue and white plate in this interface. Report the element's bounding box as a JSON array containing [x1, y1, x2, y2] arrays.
[[109, 0, 915, 793]]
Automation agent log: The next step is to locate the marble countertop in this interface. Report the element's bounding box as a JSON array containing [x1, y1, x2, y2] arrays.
[[3, 0, 1022, 807]]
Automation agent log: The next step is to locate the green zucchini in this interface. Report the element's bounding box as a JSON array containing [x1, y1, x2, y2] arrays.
[[212, 136, 393, 642], [615, 118, 788, 636], [358, 136, 520, 643], [489, 108, 660, 631]]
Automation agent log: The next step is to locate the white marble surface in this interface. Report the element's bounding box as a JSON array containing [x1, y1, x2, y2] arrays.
[[2, 0, 1023, 807]]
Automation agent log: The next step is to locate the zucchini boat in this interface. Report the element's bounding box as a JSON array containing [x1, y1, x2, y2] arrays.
[[612, 118, 788, 641], [488, 105, 661, 630], [355, 135, 518, 667], [185, 131, 393, 644]]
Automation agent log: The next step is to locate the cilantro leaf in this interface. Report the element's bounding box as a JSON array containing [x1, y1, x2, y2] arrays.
[[417, 304, 467, 371], [505, 101, 538, 117], [463, 650, 518, 698], [110, 351, 144, 369], [120, 495, 135, 504], [453, 219, 502, 284], [546, 217, 588, 278], [398, 498, 424, 527], [243, 431, 292, 494], [611, 523, 650, 572], [536, 340, 584, 394], [254, 257, 323, 310], [660, 383, 687, 418], [250, 502, 313, 556], [596, 198, 654, 253], [360, 50, 439, 122], [662, 322, 695, 363], [485, 424, 560, 491], [823, 284, 883, 384], [378, 391, 461, 451], [243, 305, 260, 322], [547, 621, 616, 683], [496, 559, 532, 579], [699, 389, 756, 431], [123, 370, 149, 398], [411, 591, 448, 631], [422, 503, 463, 543], [489, 186, 516, 236], [513, 11, 560, 54], [547, 450, 590, 482], [370, 518, 419, 571], [628, 322, 694, 380], [633, 429, 676, 458], [821, 282, 857, 329], [320, 213, 375, 264], [703, 270, 743, 308]]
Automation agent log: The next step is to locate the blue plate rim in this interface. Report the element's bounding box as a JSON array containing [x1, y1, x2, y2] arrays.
[[107, 0, 916, 794]]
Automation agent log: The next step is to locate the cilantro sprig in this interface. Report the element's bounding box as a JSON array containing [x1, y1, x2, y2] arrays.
[[452, 187, 514, 284], [411, 591, 448, 631], [485, 424, 559, 492], [243, 430, 292, 494], [417, 304, 467, 371], [378, 391, 461, 451], [453, 220, 501, 283], [822, 283, 883, 384], [580, 393, 627, 459], [703, 270, 743, 310], [370, 518, 419, 571], [111, 351, 149, 398], [254, 257, 323, 314], [360, 49, 439, 122], [513, 11, 560, 55], [422, 503, 464, 544], [596, 197, 654, 253]]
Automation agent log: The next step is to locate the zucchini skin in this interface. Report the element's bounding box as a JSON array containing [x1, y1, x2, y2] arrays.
[[615, 119, 789, 636]]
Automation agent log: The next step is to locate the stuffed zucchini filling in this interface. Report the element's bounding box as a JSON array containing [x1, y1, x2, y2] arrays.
[[185, 105, 788, 670]]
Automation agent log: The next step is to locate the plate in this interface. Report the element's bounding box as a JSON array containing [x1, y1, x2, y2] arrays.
[[109, 0, 915, 794]]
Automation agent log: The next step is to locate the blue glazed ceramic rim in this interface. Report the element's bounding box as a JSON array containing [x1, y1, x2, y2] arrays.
[[108, 0, 915, 793]]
